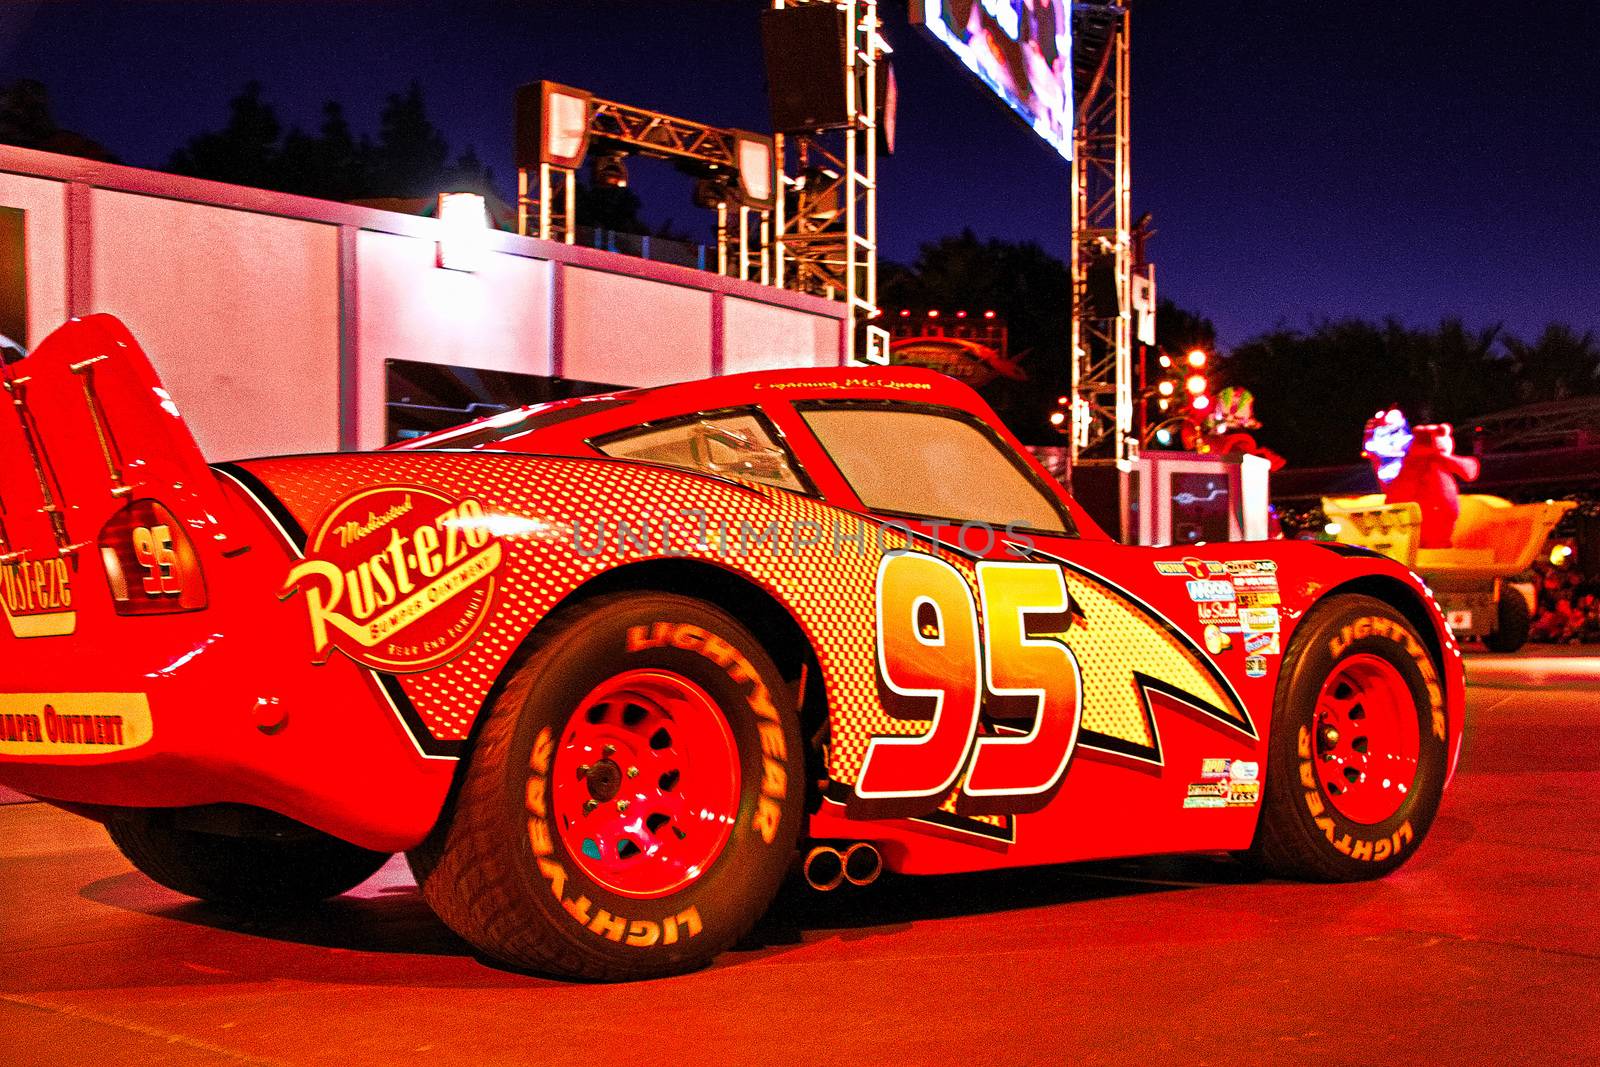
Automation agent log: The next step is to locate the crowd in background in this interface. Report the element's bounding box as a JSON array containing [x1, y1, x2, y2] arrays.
[[1529, 555, 1600, 644]]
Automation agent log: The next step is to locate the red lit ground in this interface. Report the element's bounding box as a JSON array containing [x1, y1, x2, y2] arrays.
[[2, 649, 1597, 1066]]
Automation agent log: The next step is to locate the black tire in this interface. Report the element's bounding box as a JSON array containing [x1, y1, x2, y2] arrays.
[[408, 592, 804, 980], [1247, 594, 1450, 881], [106, 810, 391, 906], [1482, 586, 1530, 653]]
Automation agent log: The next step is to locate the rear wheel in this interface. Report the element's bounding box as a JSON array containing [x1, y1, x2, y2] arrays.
[[1482, 585, 1531, 653], [1248, 594, 1449, 881], [106, 810, 390, 906], [409, 592, 803, 980]]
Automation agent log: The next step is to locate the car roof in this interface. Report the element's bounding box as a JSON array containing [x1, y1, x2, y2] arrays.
[[390, 365, 996, 452]]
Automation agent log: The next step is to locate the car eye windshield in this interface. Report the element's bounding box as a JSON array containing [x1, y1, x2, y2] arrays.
[[799, 404, 1073, 535], [594, 412, 811, 494]]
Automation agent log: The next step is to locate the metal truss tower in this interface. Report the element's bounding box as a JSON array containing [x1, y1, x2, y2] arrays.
[[1070, 4, 1133, 469], [771, 0, 883, 365]]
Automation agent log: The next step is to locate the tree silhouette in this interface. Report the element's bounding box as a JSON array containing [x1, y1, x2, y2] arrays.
[[169, 81, 283, 188], [167, 81, 489, 204], [882, 229, 1072, 442], [0, 79, 118, 162], [1503, 324, 1600, 403]]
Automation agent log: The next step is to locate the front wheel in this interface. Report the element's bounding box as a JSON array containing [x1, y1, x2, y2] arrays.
[[409, 592, 804, 980], [1247, 594, 1449, 881]]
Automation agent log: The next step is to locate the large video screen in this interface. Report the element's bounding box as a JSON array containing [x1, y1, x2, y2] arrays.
[[914, 1, 1074, 160]]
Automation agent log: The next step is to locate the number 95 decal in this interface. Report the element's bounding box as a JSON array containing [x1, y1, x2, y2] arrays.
[[855, 555, 1083, 816]]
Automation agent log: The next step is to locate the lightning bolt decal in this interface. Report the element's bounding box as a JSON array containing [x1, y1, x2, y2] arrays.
[[1005, 542, 1256, 766]]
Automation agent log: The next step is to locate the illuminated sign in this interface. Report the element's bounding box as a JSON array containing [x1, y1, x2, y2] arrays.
[[914, 0, 1073, 160]]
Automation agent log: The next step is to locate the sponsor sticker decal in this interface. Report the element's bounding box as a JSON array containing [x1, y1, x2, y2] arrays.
[[1204, 624, 1234, 654], [281, 485, 504, 672], [1228, 760, 1260, 782], [1187, 579, 1236, 603], [1197, 601, 1240, 624], [1183, 795, 1226, 809], [1232, 575, 1280, 595], [1238, 591, 1282, 608], [1225, 781, 1261, 806], [0, 692, 153, 756], [1224, 560, 1278, 577], [1244, 632, 1281, 656], [1155, 557, 1226, 579], [1245, 654, 1268, 678], [0, 556, 75, 638], [1201, 758, 1231, 779], [1237, 607, 1280, 633]]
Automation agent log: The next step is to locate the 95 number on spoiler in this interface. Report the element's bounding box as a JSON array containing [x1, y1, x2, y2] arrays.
[[855, 555, 1084, 814]]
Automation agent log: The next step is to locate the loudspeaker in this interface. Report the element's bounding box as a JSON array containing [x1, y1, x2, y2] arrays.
[[762, 6, 850, 132], [1085, 254, 1123, 318]]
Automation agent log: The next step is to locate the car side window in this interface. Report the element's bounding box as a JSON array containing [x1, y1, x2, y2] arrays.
[[593, 410, 811, 494], [798, 402, 1074, 535]]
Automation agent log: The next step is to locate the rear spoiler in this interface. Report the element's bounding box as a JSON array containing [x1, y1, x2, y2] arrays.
[[0, 315, 248, 637]]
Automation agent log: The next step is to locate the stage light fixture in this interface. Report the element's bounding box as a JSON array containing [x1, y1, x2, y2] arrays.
[[1155, 428, 1173, 445], [692, 176, 734, 209], [734, 132, 776, 210], [1049, 411, 1066, 427], [1192, 394, 1212, 412], [1158, 354, 1172, 369], [436, 192, 489, 272], [1158, 380, 1175, 397], [593, 153, 629, 188], [516, 82, 592, 170], [1187, 348, 1208, 368], [1186, 374, 1207, 395]]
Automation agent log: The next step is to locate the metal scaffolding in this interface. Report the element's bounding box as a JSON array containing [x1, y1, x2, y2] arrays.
[[1070, 3, 1134, 468], [771, 0, 883, 365]]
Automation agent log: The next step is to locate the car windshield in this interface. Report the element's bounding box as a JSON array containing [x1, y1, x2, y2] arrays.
[[798, 402, 1073, 535]]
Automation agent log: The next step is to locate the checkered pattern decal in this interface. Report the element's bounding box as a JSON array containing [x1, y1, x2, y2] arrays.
[[243, 451, 1241, 780]]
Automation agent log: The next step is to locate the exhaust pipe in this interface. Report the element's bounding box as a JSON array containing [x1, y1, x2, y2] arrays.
[[803, 845, 844, 891], [842, 842, 882, 887]]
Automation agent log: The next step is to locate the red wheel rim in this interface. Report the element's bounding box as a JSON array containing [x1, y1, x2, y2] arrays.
[[1311, 653, 1420, 824], [549, 669, 741, 899]]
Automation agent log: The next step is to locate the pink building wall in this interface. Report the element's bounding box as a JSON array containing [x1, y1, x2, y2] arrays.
[[0, 145, 847, 460]]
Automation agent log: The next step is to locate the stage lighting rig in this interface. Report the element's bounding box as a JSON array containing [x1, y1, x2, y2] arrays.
[[515, 81, 777, 281]]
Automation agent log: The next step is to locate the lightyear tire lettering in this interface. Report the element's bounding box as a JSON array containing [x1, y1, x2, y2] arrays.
[[408, 590, 802, 980], [1246, 593, 1448, 881]]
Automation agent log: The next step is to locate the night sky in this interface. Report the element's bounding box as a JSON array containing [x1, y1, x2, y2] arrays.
[[2, 0, 1595, 347]]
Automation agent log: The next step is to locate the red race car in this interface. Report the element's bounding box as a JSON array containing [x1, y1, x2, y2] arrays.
[[0, 316, 1465, 980]]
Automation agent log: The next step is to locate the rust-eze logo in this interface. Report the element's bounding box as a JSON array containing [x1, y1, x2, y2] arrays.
[[0, 556, 75, 638], [280, 486, 503, 673]]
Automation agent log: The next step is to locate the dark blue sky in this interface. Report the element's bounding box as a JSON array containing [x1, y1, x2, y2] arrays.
[[3, 0, 1594, 347]]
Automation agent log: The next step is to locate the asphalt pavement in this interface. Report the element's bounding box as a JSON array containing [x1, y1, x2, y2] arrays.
[[2, 648, 1598, 1066]]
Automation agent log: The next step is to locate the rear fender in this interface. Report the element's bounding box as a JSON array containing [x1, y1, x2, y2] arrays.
[[0, 316, 450, 851]]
